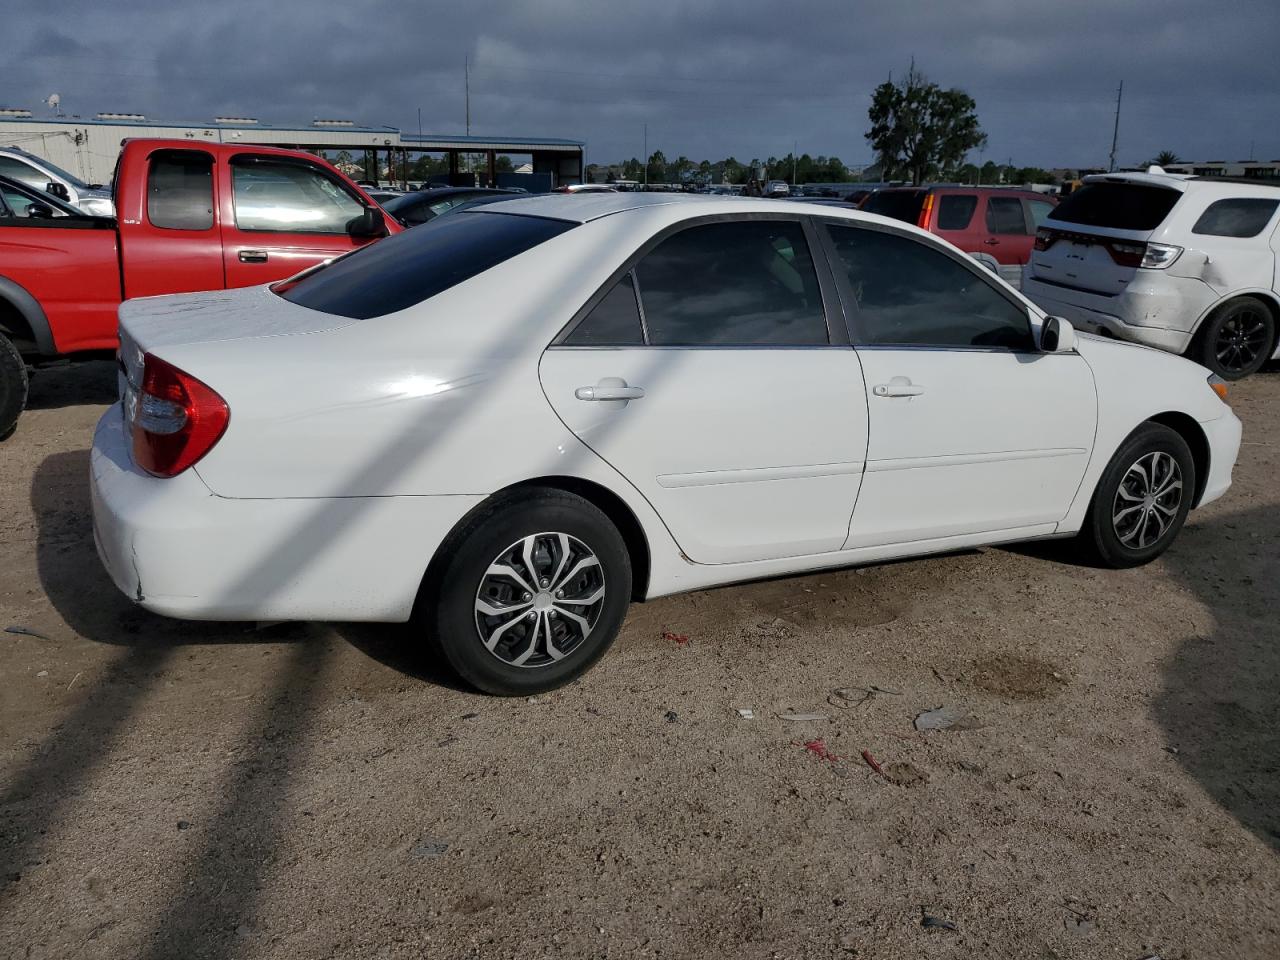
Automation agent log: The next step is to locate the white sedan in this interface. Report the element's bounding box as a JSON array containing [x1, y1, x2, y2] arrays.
[[90, 194, 1242, 695]]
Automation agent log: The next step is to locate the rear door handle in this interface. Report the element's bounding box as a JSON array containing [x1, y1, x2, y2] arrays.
[[238, 249, 269, 263], [983, 238, 1000, 246], [873, 377, 925, 398], [575, 384, 645, 401]]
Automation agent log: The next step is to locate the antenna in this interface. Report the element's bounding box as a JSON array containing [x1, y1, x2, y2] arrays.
[[465, 56, 470, 136], [1108, 80, 1123, 173]]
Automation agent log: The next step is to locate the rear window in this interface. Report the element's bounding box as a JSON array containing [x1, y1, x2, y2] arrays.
[[1192, 198, 1279, 238], [936, 195, 977, 230], [1049, 181, 1180, 231], [278, 211, 575, 319], [862, 190, 926, 224]]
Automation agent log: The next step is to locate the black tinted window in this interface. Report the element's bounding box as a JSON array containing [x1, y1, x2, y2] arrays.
[[636, 220, 827, 346], [1192, 198, 1279, 238], [936, 195, 977, 230], [278, 211, 574, 319], [828, 225, 1032, 350], [1050, 182, 1180, 230], [566, 272, 644, 345], [148, 151, 214, 231], [861, 190, 926, 224], [986, 196, 1027, 234]]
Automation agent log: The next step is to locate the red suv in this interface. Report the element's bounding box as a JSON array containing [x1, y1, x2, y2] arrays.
[[861, 186, 1057, 288]]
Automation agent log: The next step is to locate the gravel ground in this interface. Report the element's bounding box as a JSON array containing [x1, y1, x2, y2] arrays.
[[1, 360, 1277, 960]]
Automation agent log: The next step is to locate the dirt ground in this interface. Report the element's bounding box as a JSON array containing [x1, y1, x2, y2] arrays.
[[1, 360, 1278, 960]]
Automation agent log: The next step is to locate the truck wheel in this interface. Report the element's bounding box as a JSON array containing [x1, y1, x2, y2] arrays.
[[0, 334, 29, 441], [1193, 296, 1275, 380]]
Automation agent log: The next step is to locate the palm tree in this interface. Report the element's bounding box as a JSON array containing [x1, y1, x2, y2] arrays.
[[1151, 150, 1181, 167]]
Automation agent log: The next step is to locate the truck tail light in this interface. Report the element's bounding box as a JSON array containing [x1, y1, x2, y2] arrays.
[[132, 353, 229, 478]]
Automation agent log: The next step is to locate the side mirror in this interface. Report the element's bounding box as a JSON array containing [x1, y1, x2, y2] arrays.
[[26, 201, 55, 219], [347, 205, 387, 238], [1040, 315, 1076, 353], [45, 182, 70, 202]]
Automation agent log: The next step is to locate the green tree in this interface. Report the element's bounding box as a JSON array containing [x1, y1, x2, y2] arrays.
[[1150, 150, 1181, 167], [866, 63, 987, 185], [622, 157, 644, 181], [646, 150, 667, 183]]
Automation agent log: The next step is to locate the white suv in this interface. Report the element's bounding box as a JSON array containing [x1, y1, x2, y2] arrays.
[[0, 146, 114, 217], [1023, 170, 1280, 379]]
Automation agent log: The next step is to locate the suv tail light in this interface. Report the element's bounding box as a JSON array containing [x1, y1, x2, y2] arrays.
[[917, 192, 935, 229], [1034, 227, 1055, 251], [131, 353, 229, 477]]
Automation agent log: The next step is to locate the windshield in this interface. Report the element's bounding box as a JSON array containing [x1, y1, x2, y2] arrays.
[[277, 210, 575, 319], [32, 155, 95, 190], [862, 190, 927, 223], [1049, 181, 1181, 231]]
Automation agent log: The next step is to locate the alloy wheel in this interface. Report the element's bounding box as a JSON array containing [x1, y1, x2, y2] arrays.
[[474, 532, 606, 668], [1214, 307, 1269, 374], [1111, 451, 1183, 549]]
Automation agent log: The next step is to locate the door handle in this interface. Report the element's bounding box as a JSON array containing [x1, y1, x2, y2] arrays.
[[575, 378, 644, 402], [983, 238, 1000, 246], [238, 249, 269, 263], [873, 377, 925, 398]]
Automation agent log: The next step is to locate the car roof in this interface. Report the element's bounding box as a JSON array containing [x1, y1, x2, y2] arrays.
[[471, 192, 934, 229]]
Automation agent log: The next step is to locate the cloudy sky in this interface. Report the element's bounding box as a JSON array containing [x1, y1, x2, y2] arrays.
[[9, 0, 1280, 169]]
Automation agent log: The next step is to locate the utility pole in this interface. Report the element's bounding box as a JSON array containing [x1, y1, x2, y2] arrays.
[[643, 123, 648, 186], [1108, 80, 1123, 172], [465, 56, 471, 136], [792, 140, 797, 185]]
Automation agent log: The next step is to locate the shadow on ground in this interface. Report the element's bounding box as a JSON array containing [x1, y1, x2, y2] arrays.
[[24, 360, 118, 411], [1154, 503, 1280, 850]]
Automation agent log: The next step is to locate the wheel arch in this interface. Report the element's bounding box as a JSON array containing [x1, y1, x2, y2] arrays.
[[0, 275, 55, 355], [416, 476, 652, 612], [1147, 411, 1210, 508], [1187, 289, 1280, 359]]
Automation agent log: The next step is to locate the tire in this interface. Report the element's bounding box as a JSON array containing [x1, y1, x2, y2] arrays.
[[424, 488, 632, 696], [1078, 422, 1196, 569], [0, 333, 29, 442], [1192, 296, 1275, 381]]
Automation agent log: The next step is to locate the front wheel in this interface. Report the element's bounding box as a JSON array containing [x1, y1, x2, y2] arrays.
[[1192, 296, 1275, 380], [424, 489, 632, 695], [0, 334, 29, 441], [1078, 422, 1196, 568]]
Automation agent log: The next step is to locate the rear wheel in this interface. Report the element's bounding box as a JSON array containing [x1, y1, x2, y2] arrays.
[[1193, 296, 1274, 380], [1078, 422, 1195, 568], [424, 489, 632, 695], [0, 334, 29, 441]]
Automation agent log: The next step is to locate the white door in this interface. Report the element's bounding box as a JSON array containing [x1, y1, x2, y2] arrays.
[[540, 218, 868, 564], [820, 220, 1097, 548]]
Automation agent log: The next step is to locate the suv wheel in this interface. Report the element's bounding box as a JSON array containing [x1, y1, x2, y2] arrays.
[[424, 489, 632, 695], [1193, 296, 1275, 380], [1078, 422, 1195, 568], [0, 333, 29, 441]]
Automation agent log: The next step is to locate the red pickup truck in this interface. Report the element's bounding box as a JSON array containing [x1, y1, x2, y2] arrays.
[[0, 138, 400, 437]]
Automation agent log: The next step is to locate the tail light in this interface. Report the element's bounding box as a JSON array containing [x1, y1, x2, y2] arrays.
[[917, 192, 935, 229], [131, 353, 229, 477], [1034, 227, 1055, 251], [1105, 240, 1146, 268]]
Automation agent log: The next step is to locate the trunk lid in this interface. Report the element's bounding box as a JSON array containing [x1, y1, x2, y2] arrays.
[[1028, 179, 1183, 296]]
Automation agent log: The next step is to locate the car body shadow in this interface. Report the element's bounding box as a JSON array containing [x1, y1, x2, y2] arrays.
[[24, 359, 118, 411]]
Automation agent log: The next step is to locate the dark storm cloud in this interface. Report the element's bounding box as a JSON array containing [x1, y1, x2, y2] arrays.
[[9, 0, 1280, 168]]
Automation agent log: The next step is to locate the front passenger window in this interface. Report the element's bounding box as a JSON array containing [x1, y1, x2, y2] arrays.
[[826, 224, 1033, 350], [232, 158, 366, 233]]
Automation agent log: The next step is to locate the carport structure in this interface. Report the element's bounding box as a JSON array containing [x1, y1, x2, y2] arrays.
[[399, 133, 585, 191]]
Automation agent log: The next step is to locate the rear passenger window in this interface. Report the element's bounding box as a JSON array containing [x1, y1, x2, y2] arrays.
[[827, 224, 1033, 350], [635, 220, 828, 346], [986, 196, 1027, 235], [1192, 198, 1280, 238], [147, 150, 214, 231], [1028, 199, 1056, 227], [936, 195, 977, 230], [566, 272, 644, 345]]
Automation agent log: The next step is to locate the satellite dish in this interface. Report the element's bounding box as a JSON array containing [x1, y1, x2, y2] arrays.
[[45, 93, 62, 115]]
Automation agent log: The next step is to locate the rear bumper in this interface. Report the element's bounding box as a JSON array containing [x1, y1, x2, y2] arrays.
[[1022, 272, 1218, 355], [90, 406, 483, 622], [1198, 410, 1242, 510]]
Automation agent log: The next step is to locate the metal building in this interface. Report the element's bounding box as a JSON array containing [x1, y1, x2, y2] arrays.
[[0, 109, 584, 189]]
